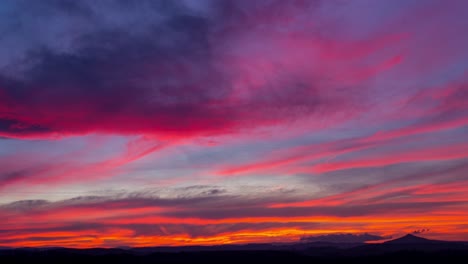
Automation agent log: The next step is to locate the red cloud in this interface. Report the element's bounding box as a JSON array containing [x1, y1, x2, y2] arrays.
[[0, 1, 407, 141]]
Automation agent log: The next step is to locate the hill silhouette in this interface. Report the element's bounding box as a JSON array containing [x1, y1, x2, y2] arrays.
[[1, 234, 467, 263], [384, 234, 438, 244]]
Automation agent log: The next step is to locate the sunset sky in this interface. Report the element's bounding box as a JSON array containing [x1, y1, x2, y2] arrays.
[[1, 0, 468, 248]]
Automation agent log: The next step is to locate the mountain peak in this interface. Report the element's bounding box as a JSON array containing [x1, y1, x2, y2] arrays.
[[402, 234, 420, 239], [384, 234, 434, 244]]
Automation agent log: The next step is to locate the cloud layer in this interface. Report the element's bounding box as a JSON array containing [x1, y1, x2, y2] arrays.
[[300, 233, 389, 243], [0, 0, 373, 139], [1, 0, 468, 247]]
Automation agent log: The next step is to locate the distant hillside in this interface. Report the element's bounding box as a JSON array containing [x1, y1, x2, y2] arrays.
[[384, 234, 441, 244], [1, 234, 467, 263]]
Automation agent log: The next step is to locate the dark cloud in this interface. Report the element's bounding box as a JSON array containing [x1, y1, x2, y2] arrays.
[[175, 185, 227, 197], [1, 199, 50, 211], [164, 201, 467, 219], [0, 222, 104, 236], [0, 119, 51, 135], [413, 228, 430, 234], [0, 169, 31, 183], [0, 193, 238, 215], [0, 166, 51, 186], [55, 195, 221, 210], [300, 233, 390, 243], [0, 0, 362, 139], [3, 193, 465, 221]]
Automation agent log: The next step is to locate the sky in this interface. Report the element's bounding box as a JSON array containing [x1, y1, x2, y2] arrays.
[[0, 0, 468, 248]]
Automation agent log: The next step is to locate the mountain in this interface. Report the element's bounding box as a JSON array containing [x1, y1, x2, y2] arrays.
[[384, 234, 438, 244], [342, 233, 468, 255]]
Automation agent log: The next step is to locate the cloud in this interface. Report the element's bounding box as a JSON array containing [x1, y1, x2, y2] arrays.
[[413, 228, 430, 234], [1, 189, 467, 247], [3, 189, 464, 221], [312, 142, 468, 173], [1, 0, 468, 248], [0, 0, 395, 140], [300, 233, 390, 243], [1, 199, 50, 211], [0, 136, 171, 188]]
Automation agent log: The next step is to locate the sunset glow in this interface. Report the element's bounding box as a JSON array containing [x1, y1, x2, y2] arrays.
[[1, 0, 468, 247]]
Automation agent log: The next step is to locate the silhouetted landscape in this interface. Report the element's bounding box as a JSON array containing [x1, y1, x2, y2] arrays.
[[2, 234, 467, 263]]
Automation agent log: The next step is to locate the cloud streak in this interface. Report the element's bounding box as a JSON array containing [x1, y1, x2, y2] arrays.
[[300, 233, 390, 243], [1, 189, 467, 247], [0, 0, 399, 140]]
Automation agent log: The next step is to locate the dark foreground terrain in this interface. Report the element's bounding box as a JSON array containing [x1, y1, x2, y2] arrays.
[[1, 235, 467, 264]]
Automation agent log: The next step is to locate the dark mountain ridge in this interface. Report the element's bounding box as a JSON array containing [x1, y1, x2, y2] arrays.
[[384, 234, 442, 244], [1, 234, 467, 264]]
